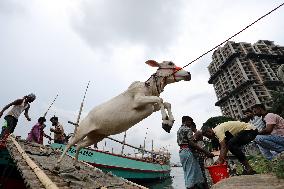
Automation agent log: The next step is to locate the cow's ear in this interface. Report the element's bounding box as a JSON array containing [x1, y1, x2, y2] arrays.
[[145, 60, 160, 67]]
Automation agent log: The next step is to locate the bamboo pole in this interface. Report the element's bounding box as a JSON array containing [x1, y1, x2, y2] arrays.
[[68, 81, 90, 134], [43, 94, 58, 117], [42, 94, 58, 144], [8, 135, 59, 189], [76, 81, 90, 125]]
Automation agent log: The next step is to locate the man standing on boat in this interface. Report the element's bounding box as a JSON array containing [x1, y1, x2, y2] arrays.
[[50, 116, 65, 144], [27, 117, 52, 144], [177, 116, 214, 189], [0, 93, 36, 139]]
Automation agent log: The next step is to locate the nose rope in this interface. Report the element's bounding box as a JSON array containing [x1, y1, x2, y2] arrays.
[[158, 67, 181, 82]]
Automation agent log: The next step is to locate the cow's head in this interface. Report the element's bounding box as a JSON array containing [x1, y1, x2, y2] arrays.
[[146, 60, 191, 84]]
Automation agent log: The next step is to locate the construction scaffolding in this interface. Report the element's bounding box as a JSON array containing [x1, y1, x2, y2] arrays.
[[208, 40, 284, 119]]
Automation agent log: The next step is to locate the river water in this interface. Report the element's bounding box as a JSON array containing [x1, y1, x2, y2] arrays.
[[137, 167, 186, 189]]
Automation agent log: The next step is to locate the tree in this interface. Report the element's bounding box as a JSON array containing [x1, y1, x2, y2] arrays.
[[201, 116, 235, 130], [270, 91, 284, 118]]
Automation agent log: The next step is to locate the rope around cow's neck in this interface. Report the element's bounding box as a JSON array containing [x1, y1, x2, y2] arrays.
[[145, 67, 179, 95], [145, 74, 163, 96]]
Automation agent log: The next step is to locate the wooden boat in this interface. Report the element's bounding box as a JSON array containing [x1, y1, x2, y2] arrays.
[[50, 139, 171, 181], [0, 140, 25, 189], [1, 136, 148, 189]]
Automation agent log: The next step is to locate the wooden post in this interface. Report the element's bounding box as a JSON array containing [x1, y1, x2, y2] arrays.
[[121, 131, 127, 155], [151, 140, 154, 160], [103, 141, 106, 151], [43, 94, 58, 117], [142, 128, 148, 158]]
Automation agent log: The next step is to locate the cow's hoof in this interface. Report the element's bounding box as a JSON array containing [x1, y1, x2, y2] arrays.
[[162, 124, 172, 133]]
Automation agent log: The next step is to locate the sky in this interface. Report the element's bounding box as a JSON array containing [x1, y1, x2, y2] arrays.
[[0, 0, 284, 163]]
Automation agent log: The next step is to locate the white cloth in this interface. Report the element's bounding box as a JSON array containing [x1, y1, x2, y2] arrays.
[[7, 99, 28, 119]]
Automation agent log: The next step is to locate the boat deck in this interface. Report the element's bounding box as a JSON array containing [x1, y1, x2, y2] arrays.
[[3, 135, 147, 189]]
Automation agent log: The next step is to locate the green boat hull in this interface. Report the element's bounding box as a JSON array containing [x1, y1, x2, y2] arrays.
[[51, 143, 171, 180], [0, 147, 26, 189]]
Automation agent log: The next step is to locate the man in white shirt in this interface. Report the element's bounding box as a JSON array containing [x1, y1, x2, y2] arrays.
[[0, 94, 36, 139]]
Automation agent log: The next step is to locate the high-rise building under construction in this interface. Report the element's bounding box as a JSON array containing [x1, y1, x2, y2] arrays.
[[208, 40, 284, 119]]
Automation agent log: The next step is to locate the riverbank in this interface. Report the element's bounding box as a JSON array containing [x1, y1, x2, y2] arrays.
[[237, 153, 284, 179], [212, 174, 284, 189], [213, 152, 284, 189]]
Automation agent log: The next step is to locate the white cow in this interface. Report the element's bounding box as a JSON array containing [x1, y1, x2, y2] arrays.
[[56, 60, 191, 167]]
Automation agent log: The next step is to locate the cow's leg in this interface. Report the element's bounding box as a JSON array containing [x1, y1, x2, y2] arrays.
[[55, 133, 87, 168], [133, 95, 169, 120], [153, 103, 161, 112], [163, 102, 174, 126], [152, 102, 169, 122], [133, 94, 172, 132], [73, 133, 106, 168], [160, 102, 175, 133], [160, 103, 169, 122], [153, 101, 173, 133], [133, 95, 163, 108]]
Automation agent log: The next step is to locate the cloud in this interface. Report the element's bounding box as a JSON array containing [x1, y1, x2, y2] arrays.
[[72, 0, 186, 52], [0, 0, 26, 15]]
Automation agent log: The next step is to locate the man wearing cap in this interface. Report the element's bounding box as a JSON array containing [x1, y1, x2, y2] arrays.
[[252, 103, 284, 160], [27, 117, 51, 144], [0, 94, 36, 139], [177, 116, 214, 189], [50, 116, 65, 144]]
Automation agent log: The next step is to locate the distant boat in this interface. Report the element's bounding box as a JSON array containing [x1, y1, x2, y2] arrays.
[[171, 163, 182, 167], [50, 139, 171, 181]]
